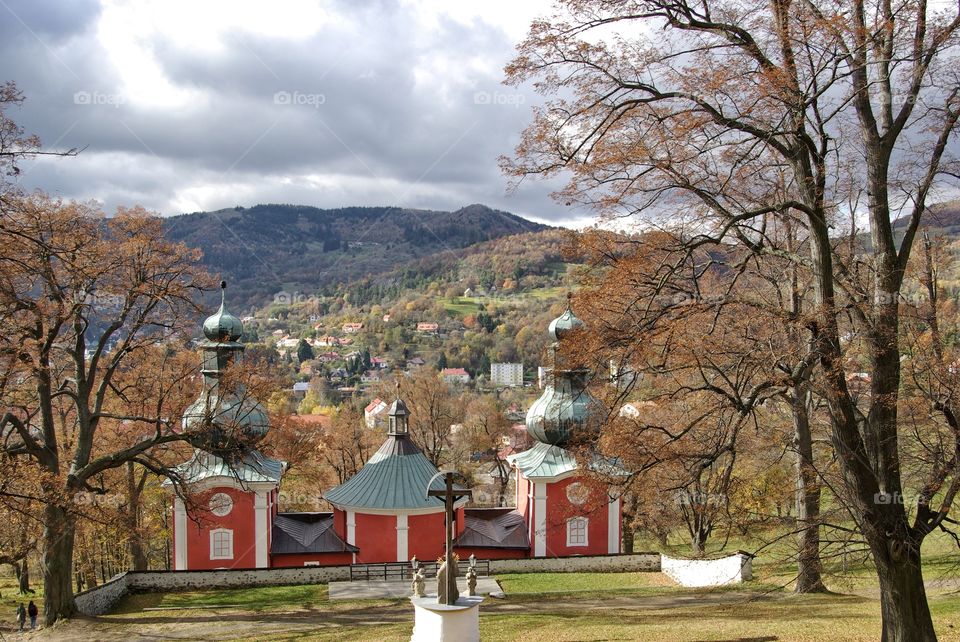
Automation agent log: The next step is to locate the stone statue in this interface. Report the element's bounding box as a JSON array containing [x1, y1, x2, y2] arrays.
[[411, 567, 426, 598], [436, 559, 459, 604], [465, 566, 477, 597]]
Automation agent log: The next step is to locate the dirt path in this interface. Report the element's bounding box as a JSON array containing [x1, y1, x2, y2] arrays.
[[13, 590, 775, 641]]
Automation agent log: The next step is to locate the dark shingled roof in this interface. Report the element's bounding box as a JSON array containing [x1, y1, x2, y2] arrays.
[[454, 508, 530, 550], [271, 512, 358, 555]]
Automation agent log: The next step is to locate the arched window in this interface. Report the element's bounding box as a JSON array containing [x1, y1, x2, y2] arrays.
[[210, 528, 234, 560], [566, 517, 589, 547]]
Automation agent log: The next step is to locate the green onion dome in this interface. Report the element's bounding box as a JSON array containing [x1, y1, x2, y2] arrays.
[[526, 305, 597, 446], [203, 281, 244, 342], [547, 307, 584, 341], [182, 388, 271, 447]]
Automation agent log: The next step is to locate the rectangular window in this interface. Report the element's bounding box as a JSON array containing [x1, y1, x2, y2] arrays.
[[566, 517, 588, 547], [303, 561, 320, 567], [210, 529, 234, 560]]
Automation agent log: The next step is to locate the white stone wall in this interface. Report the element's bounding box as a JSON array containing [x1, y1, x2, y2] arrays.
[[74, 553, 662, 617], [75, 574, 130, 616], [126, 565, 353, 591], [660, 553, 753, 587], [488, 553, 660, 574]]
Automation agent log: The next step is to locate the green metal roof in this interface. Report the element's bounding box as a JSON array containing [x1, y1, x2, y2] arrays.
[[507, 441, 579, 479], [174, 448, 284, 485], [324, 434, 463, 511]]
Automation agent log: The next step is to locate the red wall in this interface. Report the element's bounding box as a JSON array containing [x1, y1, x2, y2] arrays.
[[407, 512, 446, 562], [271, 552, 354, 567], [543, 476, 611, 557], [353, 512, 396, 563], [183, 487, 258, 570]]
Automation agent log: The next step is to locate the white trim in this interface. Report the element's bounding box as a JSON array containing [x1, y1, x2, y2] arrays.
[[396, 514, 409, 562], [566, 516, 589, 547], [163, 477, 278, 493], [534, 482, 547, 557], [254, 491, 269, 568], [346, 510, 356, 547], [174, 497, 187, 570], [608, 494, 621, 554], [210, 528, 234, 560]]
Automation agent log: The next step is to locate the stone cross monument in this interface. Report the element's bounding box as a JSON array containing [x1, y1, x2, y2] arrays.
[[427, 471, 471, 605]]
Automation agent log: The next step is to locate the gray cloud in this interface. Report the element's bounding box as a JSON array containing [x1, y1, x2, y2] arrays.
[[1, 0, 580, 226]]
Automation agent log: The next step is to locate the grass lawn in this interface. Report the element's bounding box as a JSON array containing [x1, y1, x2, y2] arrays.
[[497, 570, 676, 595], [76, 566, 960, 642], [113, 583, 330, 613], [0, 572, 41, 615]]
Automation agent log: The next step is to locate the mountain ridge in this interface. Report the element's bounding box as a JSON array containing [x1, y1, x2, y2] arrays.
[[162, 203, 551, 310]]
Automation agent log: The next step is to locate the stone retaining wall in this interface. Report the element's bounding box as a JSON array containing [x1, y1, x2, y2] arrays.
[[489, 552, 661, 574], [660, 552, 753, 587], [74, 553, 663, 616], [74, 574, 130, 616]]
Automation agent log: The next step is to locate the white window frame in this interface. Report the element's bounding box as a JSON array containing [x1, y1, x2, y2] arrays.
[[303, 561, 320, 567], [210, 528, 234, 560], [566, 516, 589, 547]]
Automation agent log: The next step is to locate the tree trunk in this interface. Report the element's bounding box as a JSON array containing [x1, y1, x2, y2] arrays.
[[873, 543, 937, 642], [18, 559, 31, 594], [622, 524, 634, 554], [42, 503, 77, 625], [126, 462, 148, 571], [792, 383, 826, 593]]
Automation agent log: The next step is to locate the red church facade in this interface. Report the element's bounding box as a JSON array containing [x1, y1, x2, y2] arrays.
[[169, 291, 622, 569]]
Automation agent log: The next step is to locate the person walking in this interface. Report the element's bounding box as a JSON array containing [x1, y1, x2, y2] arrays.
[[27, 600, 37, 630], [16, 603, 25, 632]]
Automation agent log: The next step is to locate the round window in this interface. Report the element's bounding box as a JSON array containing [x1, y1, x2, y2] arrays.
[[209, 492, 233, 517], [566, 482, 590, 505]]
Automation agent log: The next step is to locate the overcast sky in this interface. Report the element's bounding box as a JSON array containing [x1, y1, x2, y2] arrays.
[[1, 0, 593, 226]]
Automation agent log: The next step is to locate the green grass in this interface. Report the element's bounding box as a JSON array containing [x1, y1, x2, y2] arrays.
[[0, 572, 41, 615], [497, 571, 670, 595], [227, 593, 960, 642], [113, 583, 329, 614]]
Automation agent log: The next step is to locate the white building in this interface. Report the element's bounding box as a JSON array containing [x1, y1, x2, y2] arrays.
[[491, 362, 524, 387]]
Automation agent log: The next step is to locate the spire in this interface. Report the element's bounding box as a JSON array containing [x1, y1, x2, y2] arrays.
[[387, 381, 410, 437], [202, 280, 244, 343], [526, 299, 596, 446]]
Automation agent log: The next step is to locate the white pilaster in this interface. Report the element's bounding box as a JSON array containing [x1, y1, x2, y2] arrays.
[[174, 496, 187, 570], [396, 513, 409, 562], [534, 482, 547, 557], [347, 510, 356, 546], [608, 494, 621, 554], [254, 490, 269, 568]]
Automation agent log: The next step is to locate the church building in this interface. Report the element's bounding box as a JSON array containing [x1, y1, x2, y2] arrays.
[[168, 289, 621, 569]]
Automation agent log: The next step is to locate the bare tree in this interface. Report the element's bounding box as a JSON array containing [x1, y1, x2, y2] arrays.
[[506, 2, 960, 636]]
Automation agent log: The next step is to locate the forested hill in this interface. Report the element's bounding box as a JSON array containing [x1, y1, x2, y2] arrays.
[[162, 203, 550, 310]]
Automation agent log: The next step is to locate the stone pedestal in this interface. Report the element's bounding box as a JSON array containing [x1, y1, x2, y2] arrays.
[[410, 595, 483, 642]]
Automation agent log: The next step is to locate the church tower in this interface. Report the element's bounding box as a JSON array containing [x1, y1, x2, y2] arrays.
[[168, 282, 284, 570], [509, 303, 623, 557]]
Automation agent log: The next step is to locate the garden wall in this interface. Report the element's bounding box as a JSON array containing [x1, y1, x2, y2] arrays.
[[74, 552, 662, 617], [659, 552, 753, 587]]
